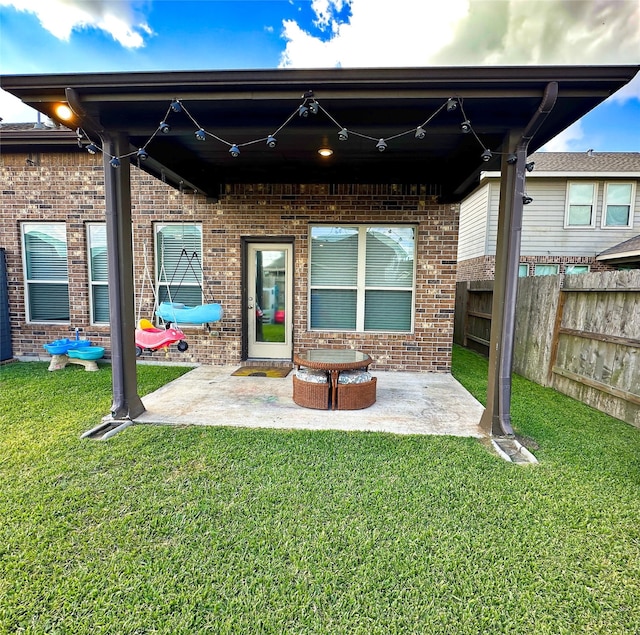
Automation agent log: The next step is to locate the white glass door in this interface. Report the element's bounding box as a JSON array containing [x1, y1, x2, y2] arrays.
[[247, 243, 293, 359]]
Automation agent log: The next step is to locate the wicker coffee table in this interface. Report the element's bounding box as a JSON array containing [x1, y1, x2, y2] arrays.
[[293, 349, 375, 410]]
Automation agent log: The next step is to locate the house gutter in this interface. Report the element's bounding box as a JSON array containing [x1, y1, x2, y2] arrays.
[[480, 82, 558, 437]]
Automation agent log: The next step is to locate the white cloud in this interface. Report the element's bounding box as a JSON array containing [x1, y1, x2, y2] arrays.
[[0, 90, 39, 123], [280, 0, 470, 68], [0, 0, 153, 48], [539, 121, 585, 152], [280, 0, 640, 72], [609, 73, 640, 103]]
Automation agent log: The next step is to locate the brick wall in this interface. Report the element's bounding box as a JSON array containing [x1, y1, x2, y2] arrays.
[[1, 151, 459, 372], [457, 255, 616, 282]]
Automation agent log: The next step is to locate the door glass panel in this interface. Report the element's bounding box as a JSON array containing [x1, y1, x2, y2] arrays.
[[255, 250, 286, 343]]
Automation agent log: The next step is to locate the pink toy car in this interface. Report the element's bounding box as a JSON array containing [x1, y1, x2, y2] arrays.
[[134, 323, 188, 356]]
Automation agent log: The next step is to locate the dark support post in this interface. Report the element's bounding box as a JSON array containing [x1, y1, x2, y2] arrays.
[[480, 83, 558, 437], [479, 131, 523, 437], [101, 133, 145, 420]]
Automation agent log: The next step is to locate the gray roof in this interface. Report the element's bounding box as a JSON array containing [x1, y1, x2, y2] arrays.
[[597, 234, 640, 262], [528, 151, 640, 172]]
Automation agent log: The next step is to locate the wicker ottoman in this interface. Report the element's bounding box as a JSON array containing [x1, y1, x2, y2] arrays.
[[335, 376, 377, 410], [292, 374, 331, 409]]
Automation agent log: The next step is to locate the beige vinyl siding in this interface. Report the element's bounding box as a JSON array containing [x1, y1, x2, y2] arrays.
[[485, 177, 640, 257], [457, 183, 490, 261]]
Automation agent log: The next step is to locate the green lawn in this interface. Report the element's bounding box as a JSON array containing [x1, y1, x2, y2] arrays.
[[1, 348, 639, 634]]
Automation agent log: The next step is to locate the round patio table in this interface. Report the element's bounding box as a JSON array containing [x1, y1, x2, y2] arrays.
[[293, 349, 373, 410]]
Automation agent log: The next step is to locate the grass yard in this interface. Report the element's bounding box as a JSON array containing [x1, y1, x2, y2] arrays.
[[1, 348, 639, 634]]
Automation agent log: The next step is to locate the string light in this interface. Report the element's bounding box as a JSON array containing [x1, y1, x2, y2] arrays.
[[76, 90, 507, 169]]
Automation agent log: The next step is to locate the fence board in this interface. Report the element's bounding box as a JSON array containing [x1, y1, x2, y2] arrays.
[[513, 275, 560, 386], [455, 269, 640, 428]]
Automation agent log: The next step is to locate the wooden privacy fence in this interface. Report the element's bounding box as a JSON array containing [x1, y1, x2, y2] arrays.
[[454, 270, 640, 428]]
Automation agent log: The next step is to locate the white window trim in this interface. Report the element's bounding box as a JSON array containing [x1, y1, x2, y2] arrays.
[[21, 222, 69, 324], [154, 222, 204, 315], [86, 222, 109, 325], [308, 224, 417, 334], [564, 181, 598, 229], [601, 181, 636, 229]]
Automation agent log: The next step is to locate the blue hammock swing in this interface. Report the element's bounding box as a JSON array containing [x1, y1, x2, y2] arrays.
[[155, 248, 223, 325]]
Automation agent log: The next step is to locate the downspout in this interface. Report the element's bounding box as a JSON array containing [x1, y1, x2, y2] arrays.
[[480, 82, 558, 437], [65, 89, 145, 420]]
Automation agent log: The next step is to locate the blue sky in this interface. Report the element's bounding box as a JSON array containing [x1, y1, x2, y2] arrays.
[[1, 0, 639, 152]]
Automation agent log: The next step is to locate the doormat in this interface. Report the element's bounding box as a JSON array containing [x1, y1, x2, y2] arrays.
[[231, 366, 292, 378]]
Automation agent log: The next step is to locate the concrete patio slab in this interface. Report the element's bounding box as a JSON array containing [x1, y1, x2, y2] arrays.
[[134, 366, 486, 437]]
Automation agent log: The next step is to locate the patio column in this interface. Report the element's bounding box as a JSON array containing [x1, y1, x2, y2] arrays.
[[479, 130, 523, 437], [101, 132, 145, 420], [480, 83, 558, 437]]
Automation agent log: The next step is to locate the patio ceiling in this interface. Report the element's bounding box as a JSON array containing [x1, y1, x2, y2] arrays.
[[2, 65, 638, 202]]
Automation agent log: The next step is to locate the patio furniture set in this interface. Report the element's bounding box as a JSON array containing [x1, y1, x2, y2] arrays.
[[292, 349, 377, 410]]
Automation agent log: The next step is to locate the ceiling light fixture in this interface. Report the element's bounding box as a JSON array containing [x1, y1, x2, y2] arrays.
[[415, 126, 426, 139], [318, 147, 333, 157], [195, 128, 206, 141], [298, 104, 309, 118], [86, 143, 99, 155], [109, 156, 121, 168], [170, 100, 182, 113], [446, 98, 458, 112], [229, 144, 240, 157], [266, 135, 278, 148], [376, 138, 387, 152], [460, 120, 471, 133], [159, 121, 170, 134], [309, 101, 319, 115], [55, 104, 74, 121], [136, 148, 149, 161], [481, 148, 493, 162], [338, 128, 349, 141]]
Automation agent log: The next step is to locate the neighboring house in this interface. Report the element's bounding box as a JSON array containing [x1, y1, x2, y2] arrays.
[[457, 152, 640, 281]]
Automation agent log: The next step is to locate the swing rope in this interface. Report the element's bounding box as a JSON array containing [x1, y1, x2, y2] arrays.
[[165, 248, 208, 305], [137, 240, 160, 325]]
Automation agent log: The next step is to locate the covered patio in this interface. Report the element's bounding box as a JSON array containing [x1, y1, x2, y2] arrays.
[[2, 64, 638, 438]]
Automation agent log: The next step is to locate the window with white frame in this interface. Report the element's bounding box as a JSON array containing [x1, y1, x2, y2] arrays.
[[565, 182, 597, 227], [534, 264, 559, 276], [87, 223, 109, 324], [309, 225, 416, 332], [21, 223, 69, 323], [155, 223, 203, 314], [565, 264, 590, 275], [602, 182, 635, 227]]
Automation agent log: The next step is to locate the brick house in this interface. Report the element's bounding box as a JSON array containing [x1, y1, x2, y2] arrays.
[[2, 65, 638, 434], [457, 151, 640, 281], [1, 131, 455, 371]]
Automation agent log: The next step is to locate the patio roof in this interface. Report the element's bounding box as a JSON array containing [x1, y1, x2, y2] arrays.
[[2, 65, 638, 202]]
